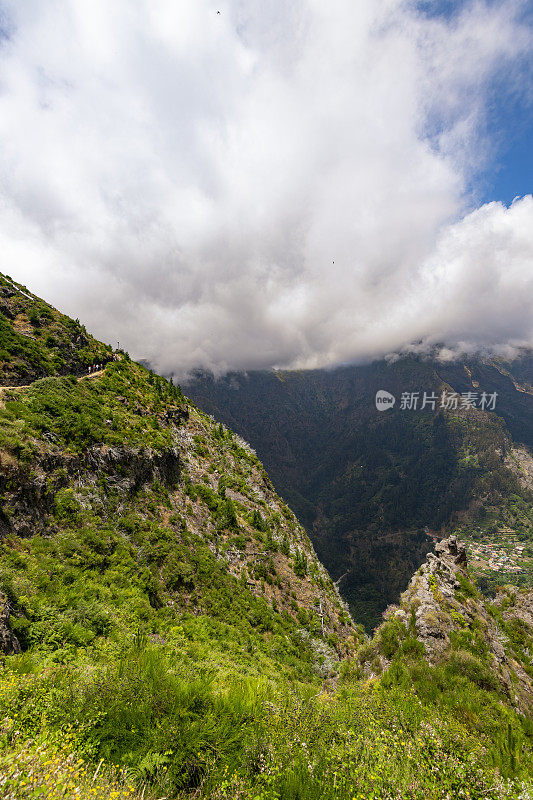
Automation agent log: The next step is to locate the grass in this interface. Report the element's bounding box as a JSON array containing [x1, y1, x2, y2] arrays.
[[0, 361, 185, 460], [1, 647, 531, 800], [0, 733, 136, 800], [0, 274, 112, 386]]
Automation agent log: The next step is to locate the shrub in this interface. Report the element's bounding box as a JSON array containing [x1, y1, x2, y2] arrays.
[[293, 549, 307, 578], [164, 556, 195, 590], [400, 635, 425, 658], [377, 618, 406, 659], [456, 572, 478, 599], [446, 650, 500, 692], [54, 488, 81, 520]]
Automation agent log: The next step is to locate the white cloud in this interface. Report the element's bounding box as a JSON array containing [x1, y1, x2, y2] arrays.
[[0, 0, 531, 375]]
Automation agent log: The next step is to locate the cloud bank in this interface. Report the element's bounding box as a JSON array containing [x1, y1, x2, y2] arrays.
[[0, 0, 531, 375]]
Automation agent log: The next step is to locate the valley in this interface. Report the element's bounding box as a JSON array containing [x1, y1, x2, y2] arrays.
[[185, 354, 533, 630]]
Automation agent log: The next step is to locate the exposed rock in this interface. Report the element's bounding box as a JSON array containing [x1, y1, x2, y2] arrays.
[[505, 444, 533, 492], [0, 301, 15, 319], [380, 536, 533, 713], [0, 445, 182, 538], [0, 592, 20, 654]]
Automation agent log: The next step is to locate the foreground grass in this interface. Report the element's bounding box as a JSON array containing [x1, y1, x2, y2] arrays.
[[1, 644, 531, 800], [0, 736, 136, 800]]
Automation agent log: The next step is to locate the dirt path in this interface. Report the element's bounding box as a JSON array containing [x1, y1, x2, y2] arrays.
[[79, 369, 105, 380], [0, 369, 106, 394]]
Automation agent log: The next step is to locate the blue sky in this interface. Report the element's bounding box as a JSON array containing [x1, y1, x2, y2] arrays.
[[418, 0, 532, 206], [483, 101, 533, 205]]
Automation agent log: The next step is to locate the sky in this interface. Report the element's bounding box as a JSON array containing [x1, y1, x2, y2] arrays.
[[0, 0, 532, 376]]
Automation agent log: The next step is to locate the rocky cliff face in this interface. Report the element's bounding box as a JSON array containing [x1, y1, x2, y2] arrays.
[[378, 537, 533, 713], [392, 536, 469, 660], [0, 396, 356, 662], [0, 443, 183, 539]]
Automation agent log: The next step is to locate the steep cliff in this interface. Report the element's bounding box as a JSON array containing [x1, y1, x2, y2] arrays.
[[0, 273, 356, 676], [367, 536, 532, 714]]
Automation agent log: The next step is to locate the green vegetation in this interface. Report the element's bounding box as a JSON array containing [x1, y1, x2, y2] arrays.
[[1, 640, 531, 799], [0, 274, 531, 799], [0, 274, 112, 384], [0, 361, 186, 460]]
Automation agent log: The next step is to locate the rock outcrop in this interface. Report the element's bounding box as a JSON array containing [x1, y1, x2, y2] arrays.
[[392, 536, 469, 660], [0, 592, 20, 654], [0, 445, 182, 538], [382, 536, 533, 714]]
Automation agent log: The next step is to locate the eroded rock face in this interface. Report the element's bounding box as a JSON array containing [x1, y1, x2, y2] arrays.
[[397, 536, 468, 659], [0, 445, 182, 538], [0, 592, 20, 654], [383, 536, 533, 714]]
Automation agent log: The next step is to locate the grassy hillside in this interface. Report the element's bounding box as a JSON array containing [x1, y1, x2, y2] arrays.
[[0, 275, 531, 799], [0, 373, 353, 672], [0, 274, 112, 385]]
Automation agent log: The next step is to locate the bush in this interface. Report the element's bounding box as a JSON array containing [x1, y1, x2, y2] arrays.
[[446, 650, 500, 692], [400, 635, 425, 658], [164, 556, 194, 590], [456, 572, 478, 599], [293, 549, 307, 578], [53, 488, 81, 520], [377, 618, 406, 659]]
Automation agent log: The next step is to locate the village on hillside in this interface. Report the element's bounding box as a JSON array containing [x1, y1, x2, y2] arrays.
[[465, 534, 532, 582]]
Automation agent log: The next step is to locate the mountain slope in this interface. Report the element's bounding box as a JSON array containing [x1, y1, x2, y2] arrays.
[[185, 355, 533, 630], [0, 312, 354, 676], [0, 273, 112, 384], [0, 274, 531, 800]]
